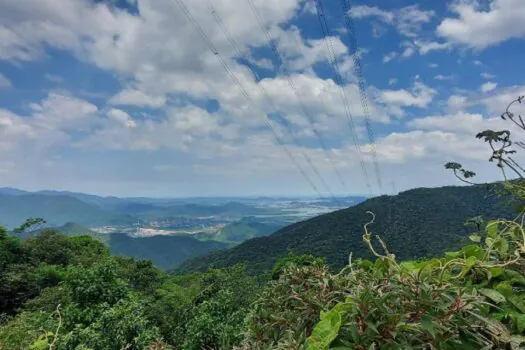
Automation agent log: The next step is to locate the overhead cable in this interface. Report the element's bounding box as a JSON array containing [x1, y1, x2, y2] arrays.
[[314, 0, 372, 195], [175, 0, 326, 199], [340, 0, 383, 192]]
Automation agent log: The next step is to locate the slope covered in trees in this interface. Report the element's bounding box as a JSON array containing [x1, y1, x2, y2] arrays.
[[17, 222, 229, 270], [177, 183, 515, 275]]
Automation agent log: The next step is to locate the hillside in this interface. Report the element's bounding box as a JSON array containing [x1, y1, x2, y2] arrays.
[[108, 233, 229, 270], [14, 222, 228, 270], [177, 183, 516, 274], [0, 194, 134, 229], [213, 221, 284, 243]]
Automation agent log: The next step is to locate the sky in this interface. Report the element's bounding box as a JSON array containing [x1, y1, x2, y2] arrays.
[[0, 0, 524, 198]]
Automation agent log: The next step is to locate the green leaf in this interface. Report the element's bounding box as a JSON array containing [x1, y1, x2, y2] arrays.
[[486, 221, 499, 238], [494, 238, 509, 255], [306, 307, 342, 350], [469, 234, 481, 243], [462, 245, 485, 259], [514, 315, 525, 333], [495, 281, 513, 298], [366, 321, 379, 335], [505, 269, 525, 286], [509, 295, 525, 314], [445, 251, 461, 259], [421, 315, 436, 339], [489, 267, 504, 278], [479, 288, 506, 304]]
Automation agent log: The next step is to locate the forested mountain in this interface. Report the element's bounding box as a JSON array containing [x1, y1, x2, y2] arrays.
[[108, 234, 229, 270], [0, 194, 135, 229], [177, 182, 516, 274], [16, 222, 229, 270]]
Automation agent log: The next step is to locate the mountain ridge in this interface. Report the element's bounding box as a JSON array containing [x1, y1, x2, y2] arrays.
[[176, 182, 516, 275]]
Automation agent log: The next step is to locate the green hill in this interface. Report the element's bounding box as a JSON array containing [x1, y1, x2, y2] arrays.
[[15, 222, 228, 270], [214, 221, 284, 243], [176, 183, 516, 275], [108, 234, 229, 270], [0, 194, 134, 229]]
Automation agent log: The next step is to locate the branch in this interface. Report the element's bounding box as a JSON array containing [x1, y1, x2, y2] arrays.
[[49, 304, 61, 350]]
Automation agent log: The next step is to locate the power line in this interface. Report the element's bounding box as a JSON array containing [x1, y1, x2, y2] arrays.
[[175, 0, 324, 199], [245, 0, 349, 192], [340, 0, 383, 192], [314, 0, 372, 195], [208, 3, 339, 200]]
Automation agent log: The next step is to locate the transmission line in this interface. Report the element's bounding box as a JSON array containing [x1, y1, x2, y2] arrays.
[[175, 0, 326, 199], [314, 0, 372, 195], [207, 3, 343, 202], [245, 0, 350, 192], [340, 0, 383, 192]]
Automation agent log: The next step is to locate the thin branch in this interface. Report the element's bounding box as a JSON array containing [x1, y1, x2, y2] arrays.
[[48, 304, 61, 350]]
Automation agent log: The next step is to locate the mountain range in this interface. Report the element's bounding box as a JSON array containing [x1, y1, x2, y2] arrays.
[[176, 183, 517, 275], [0, 187, 279, 228]]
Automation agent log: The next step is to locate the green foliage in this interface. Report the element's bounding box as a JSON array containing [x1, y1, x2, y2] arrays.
[[241, 214, 525, 349], [146, 266, 258, 349], [178, 183, 516, 275], [13, 217, 46, 234], [271, 253, 325, 280]]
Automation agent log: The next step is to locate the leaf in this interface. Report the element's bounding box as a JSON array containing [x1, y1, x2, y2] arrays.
[[366, 321, 379, 335], [421, 315, 436, 339], [489, 267, 504, 278], [508, 295, 525, 314], [479, 289, 506, 304], [514, 314, 525, 333], [494, 238, 509, 255], [505, 269, 525, 286], [462, 245, 485, 259], [495, 281, 514, 298], [445, 251, 461, 259], [486, 221, 499, 238], [469, 234, 481, 243], [306, 307, 342, 350]]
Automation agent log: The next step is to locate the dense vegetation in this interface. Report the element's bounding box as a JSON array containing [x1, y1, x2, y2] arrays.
[[2, 96, 525, 349], [0, 227, 258, 349], [19, 222, 230, 271], [177, 183, 515, 275]]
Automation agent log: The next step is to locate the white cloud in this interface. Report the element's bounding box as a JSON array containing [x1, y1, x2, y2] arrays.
[[481, 72, 496, 80], [428, 63, 439, 68], [473, 60, 483, 66], [481, 81, 498, 93], [0, 73, 11, 88], [109, 88, 166, 108], [388, 78, 398, 86], [408, 112, 490, 134], [107, 108, 137, 128], [349, 4, 434, 37], [383, 51, 398, 63], [378, 82, 437, 110], [373, 130, 488, 164], [413, 40, 451, 55], [348, 5, 394, 23], [29, 93, 98, 131], [401, 46, 415, 58], [447, 95, 469, 111], [434, 74, 454, 81], [438, 0, 525, 49]]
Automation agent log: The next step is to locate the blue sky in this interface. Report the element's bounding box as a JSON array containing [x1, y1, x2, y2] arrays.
[[0, 0, 524, 197]]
